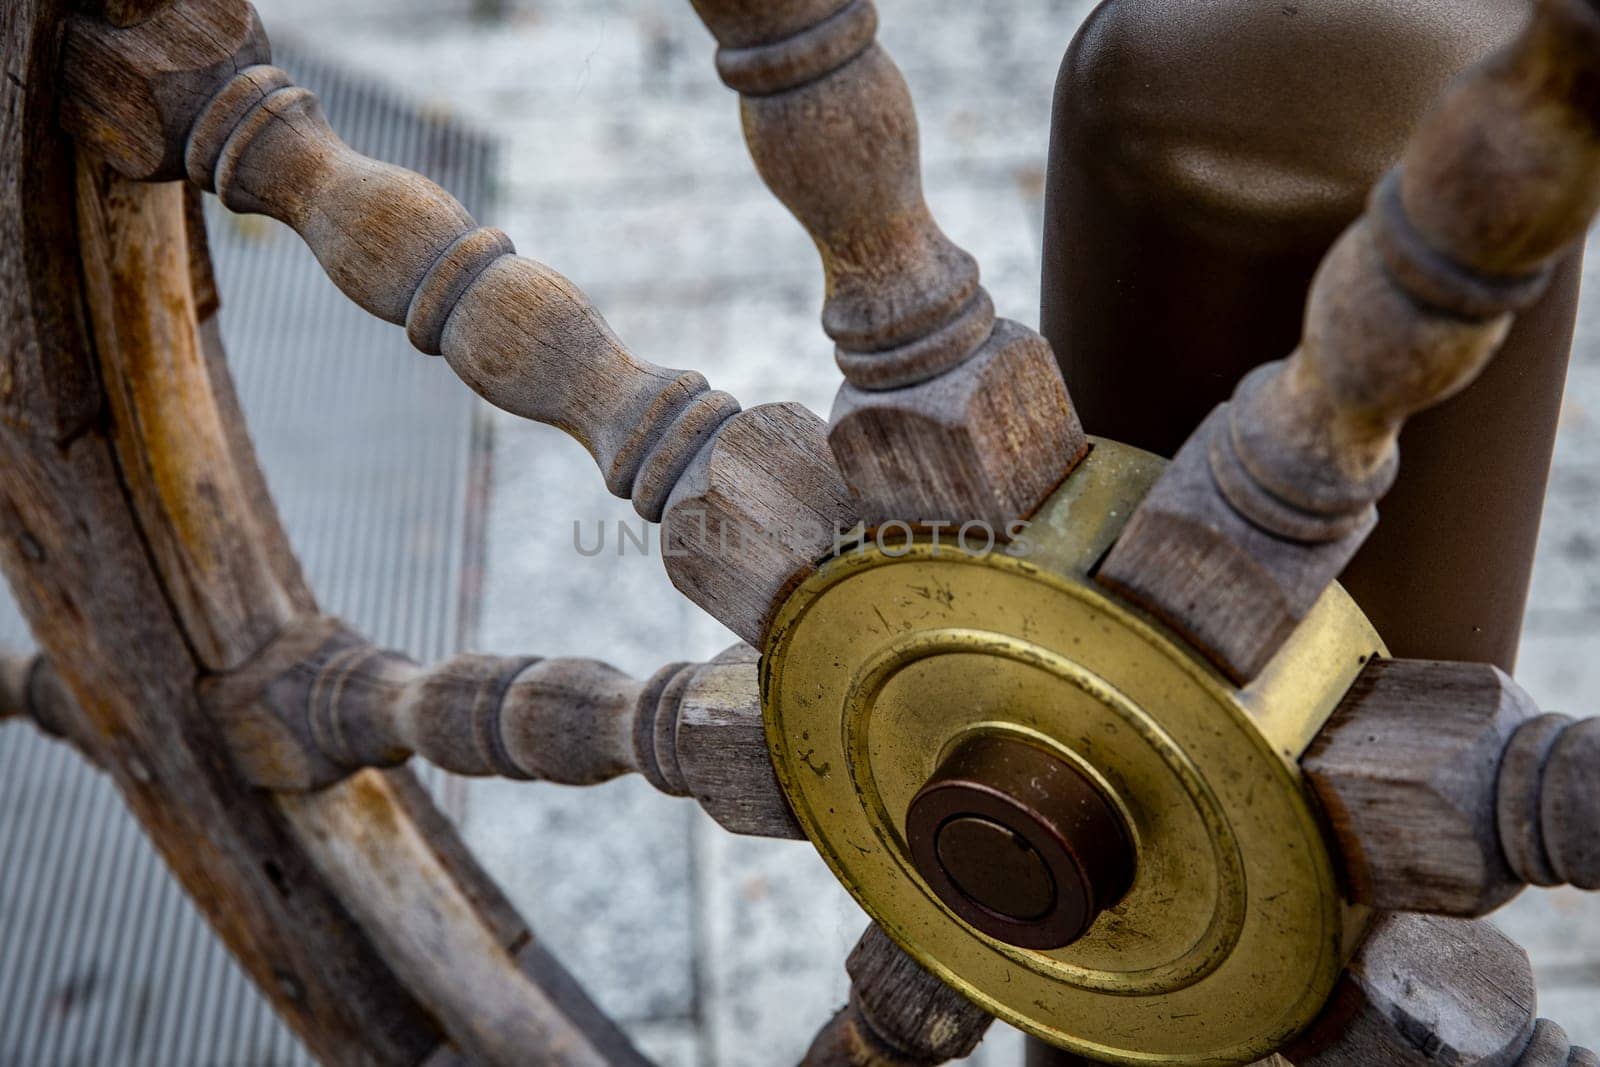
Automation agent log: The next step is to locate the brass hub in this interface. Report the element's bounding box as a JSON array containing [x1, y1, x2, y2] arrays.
[[760, 439, 1385, 1066], [906, 734, 1136, 949]]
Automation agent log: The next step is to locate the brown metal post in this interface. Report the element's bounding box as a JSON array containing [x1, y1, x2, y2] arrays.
[[1040, 0, 1580, 676], [1032, 0, 1580, 1062]]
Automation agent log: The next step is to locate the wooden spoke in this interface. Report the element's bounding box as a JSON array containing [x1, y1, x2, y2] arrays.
[[57, 0, 856, 645], [2, 32, 654, 1055], [1284, 912, 1594, 1066], [1303, 658, 1600, 917], [1099, 0, 1600, 682], [688, 0, 1087, 529], [803, 925, 992, 1067], [203, 624, 802, 838]]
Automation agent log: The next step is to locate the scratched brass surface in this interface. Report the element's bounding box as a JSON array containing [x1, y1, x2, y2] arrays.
[[762, 439, 1384, 1065]]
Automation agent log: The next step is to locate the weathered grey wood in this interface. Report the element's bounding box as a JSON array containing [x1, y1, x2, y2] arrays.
[[76, 155, 311, 670], [661, 401, 855, 642], [1304, 659, 1537, 916], [689, 0, 1087, 528], [1284, 912, 1593, 1066], [422, 932, 653, 1067], [0, 0, 100, 441], [4, 16, 442, 1050], [1304, 659, 1600, 916], [59, 0, 269, 182], [95, 0, 176, 27], [1501, 715, 1600, 892], [81, 162, 642, 1067], [59, 0, 857, 645], [674, 644, 802, 839], [1100, 0, 1600, 682], [205, 621, 803, 838], [1, 25, 656, 1049], [282, 775, 616, 1067], [802, 925, 991, 1067]]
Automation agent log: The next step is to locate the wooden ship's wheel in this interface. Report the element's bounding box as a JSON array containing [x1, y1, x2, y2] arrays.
[[4, 0, 1600, 1063]]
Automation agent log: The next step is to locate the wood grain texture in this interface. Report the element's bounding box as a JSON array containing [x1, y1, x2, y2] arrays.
[[1100, 0, 1600, 682], [1095, 408, 1372, 683], [690, 0, 1086, 528], [61, 0, 855, 643], [661, 401, 856, 644], [1303, 659, 1537, 916], [76, 162, 311, 670], [4, 28, 439, 1050], [204, 621, 804, 838], [802, 925, 991, 1067], [0, 25, 655, 1048], [77, 162, 643, 1067], [0, 0, 101, 440], [1284, 912, 1593, 1066], [1304, 658, 1600, 915], [1499, 715, 1600, 892], [94, 0, 177, 28], [281, 775, 615, 1067]]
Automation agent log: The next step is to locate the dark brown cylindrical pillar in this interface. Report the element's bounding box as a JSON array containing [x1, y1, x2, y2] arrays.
[[1032, 2, 1580, 1063], [1041, 0, 1579, 675]]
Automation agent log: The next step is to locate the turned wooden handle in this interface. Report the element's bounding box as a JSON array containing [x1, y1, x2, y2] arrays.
[[1100, 0, 1600, 682], [1498, 713, 1600, 892], [60, 4, 734, 523], [59, 0, 858, 645], [1220, 0, 1600, 541], [690, 0, 991, 389], [802, 925, 990, 1067], [203, 621, 802, 839], [689, 0, 1085, 529]]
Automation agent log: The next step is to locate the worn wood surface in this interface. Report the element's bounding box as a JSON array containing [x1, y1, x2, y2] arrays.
[[3, 9, 652, 1051], [1285, 912, 1594, 1066], [803, 925, 991, 1067], [1304, 659, 1537, 916], [81, 165, 640, 1067], [689, 0, 1086, 528], [60, 0, 857, 646], [4, 17, 436, 1050], [1305, 658, 1600, 916], [1500, 714, 1600, 892], [75, 157, 311, 671], [0, 0, 100, 440], [205, 620, 803, 838], [660, 401, 855, 643], [1100, 0, 1600, 682]]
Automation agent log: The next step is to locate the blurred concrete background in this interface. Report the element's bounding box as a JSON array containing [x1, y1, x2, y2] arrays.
[[236, 0, 1600, 1063], [12, 0, 1598, 1063]]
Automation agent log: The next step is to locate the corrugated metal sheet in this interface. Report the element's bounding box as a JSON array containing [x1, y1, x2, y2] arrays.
[[0, 43, 496, 1066]]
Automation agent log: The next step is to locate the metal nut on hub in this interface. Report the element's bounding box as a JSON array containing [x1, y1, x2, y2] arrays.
[[906, 735, 1135, 950]]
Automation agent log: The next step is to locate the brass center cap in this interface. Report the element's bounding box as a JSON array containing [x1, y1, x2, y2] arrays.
[[906, 735, 1136, 950]]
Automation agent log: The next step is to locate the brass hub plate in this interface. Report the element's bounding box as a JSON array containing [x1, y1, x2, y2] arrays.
[[761, 440, 1383, 1065]]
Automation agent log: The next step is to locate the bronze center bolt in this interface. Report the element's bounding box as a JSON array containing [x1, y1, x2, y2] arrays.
[[905, 735, 1135, 950]]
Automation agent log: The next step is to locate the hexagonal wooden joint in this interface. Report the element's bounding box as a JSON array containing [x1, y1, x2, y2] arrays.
[[661, 403, 858, 646], [60, 0, 269, 181], [828, 319, 1087, 530], [1303, 658, 1538, 916], [1286, 913, 1538, 1066]]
